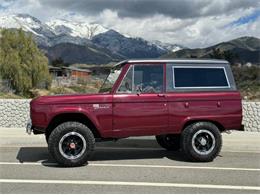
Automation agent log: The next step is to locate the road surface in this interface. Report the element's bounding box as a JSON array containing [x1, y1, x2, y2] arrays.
[[0, 128, 260, 193]]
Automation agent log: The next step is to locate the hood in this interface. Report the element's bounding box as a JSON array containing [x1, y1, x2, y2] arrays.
[[31, 93, 112, 105]]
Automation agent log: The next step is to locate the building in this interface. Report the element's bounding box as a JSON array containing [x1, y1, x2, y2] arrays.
[[48, 66, 63, 77], [48, 66, 92, 87], [49, 66, 91, 80], [65, 67, 91, 81]]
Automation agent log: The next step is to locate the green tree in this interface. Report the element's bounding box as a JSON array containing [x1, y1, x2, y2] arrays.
[[209, 48, 239, 64], [210, 48, 224, 59], [51, 57, 66, 68], [0, 29, 51, 96]]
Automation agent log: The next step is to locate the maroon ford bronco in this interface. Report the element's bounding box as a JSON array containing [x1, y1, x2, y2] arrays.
[[27, 59, 243, 167]]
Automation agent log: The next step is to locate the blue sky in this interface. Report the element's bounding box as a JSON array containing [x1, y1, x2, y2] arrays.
[[0, 0, 259, 48], [229, 9, 260, 26]]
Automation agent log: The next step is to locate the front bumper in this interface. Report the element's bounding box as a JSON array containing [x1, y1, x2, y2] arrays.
[[26, 119, 32, 135]]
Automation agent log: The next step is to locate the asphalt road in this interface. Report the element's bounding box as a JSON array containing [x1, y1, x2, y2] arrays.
[[0, 128, 260, 193]]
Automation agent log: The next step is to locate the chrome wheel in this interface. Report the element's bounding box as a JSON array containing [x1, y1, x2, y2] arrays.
[[59, 132, 87, 160], [191, 130, 216, 155]]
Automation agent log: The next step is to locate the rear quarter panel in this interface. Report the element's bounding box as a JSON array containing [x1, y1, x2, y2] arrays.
[[167, 91, 242, 133]]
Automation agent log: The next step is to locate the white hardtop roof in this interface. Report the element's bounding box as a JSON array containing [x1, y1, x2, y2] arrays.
[[114, 59, 228, 67], [128, 58, 228, 64]]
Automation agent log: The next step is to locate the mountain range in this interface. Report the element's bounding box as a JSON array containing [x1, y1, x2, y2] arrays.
[[163, 36, 260, 64], [0, 14, 259, 65], [0, 14, 184, 64]]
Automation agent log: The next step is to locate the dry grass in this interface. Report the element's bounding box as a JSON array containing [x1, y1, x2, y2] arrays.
[[0, 92, 23, 99]]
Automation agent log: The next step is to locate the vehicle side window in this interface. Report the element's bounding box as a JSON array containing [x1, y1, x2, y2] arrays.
[[174, 67, 229, 88], [118, 66, 133, 93], [117, 64, 164, 93], [166, 64, 232, 92]]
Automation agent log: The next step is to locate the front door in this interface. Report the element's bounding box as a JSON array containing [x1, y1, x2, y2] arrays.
[[112, 64, 168, 137]]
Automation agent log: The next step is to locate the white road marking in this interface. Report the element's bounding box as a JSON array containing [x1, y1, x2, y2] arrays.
[[0, 179, 259, 191], [90, 163, 260, 172], [0, 136, 38, 138], [0, 162, 259, 172], [97, 147, 260, 154], [0, 162, 57, 166], [222, 150, 260, 154]]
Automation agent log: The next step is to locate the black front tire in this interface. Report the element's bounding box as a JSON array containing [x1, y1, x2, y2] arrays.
[[48, 121, 95, 167], [181, 122, 222, 162], [156, 134, 181, 151]]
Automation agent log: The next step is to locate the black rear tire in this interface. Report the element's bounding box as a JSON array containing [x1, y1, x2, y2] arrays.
[[48, 121, 95, 167], [181, 122, 222, 162], [156, 134, 180, 151]]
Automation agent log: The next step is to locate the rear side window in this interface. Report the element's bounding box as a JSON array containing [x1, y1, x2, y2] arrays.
[[173, 67, 229, 88]]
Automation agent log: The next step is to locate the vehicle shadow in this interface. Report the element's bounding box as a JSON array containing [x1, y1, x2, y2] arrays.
[[16, 139, 190, 167]]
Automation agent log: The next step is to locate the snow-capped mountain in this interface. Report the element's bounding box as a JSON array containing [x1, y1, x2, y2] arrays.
[[0, 14, 46, 33], [0, 14, 185, 49], [47, 19, 109, 39], [152, 40, 186, 52], [0, 14, 96, 46], [0, 14, 187, 63], [0, 14, 56, 46]]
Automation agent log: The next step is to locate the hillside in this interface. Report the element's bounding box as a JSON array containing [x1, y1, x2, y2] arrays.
[[162, 37, 260, 64], [41, 43, 123, 64], [92, 30, 166, 58]]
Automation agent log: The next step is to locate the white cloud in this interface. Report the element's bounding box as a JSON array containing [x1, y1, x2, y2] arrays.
[[86, 7, 259, 48], [1, 0, 259, 48]]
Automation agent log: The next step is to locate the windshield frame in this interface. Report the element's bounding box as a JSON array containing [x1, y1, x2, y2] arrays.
[[99, 63, 125, 93]]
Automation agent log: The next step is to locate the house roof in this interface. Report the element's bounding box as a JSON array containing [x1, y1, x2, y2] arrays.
[[64, 67, 92, 73], [48, 66, 62, 70], [48, 66, 92, 73]]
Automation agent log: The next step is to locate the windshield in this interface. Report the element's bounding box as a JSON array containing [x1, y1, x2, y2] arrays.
[[99, 65, 122, 93]]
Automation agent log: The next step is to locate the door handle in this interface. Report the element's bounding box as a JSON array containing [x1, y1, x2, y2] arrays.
[[158, 94, 166, 97]]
